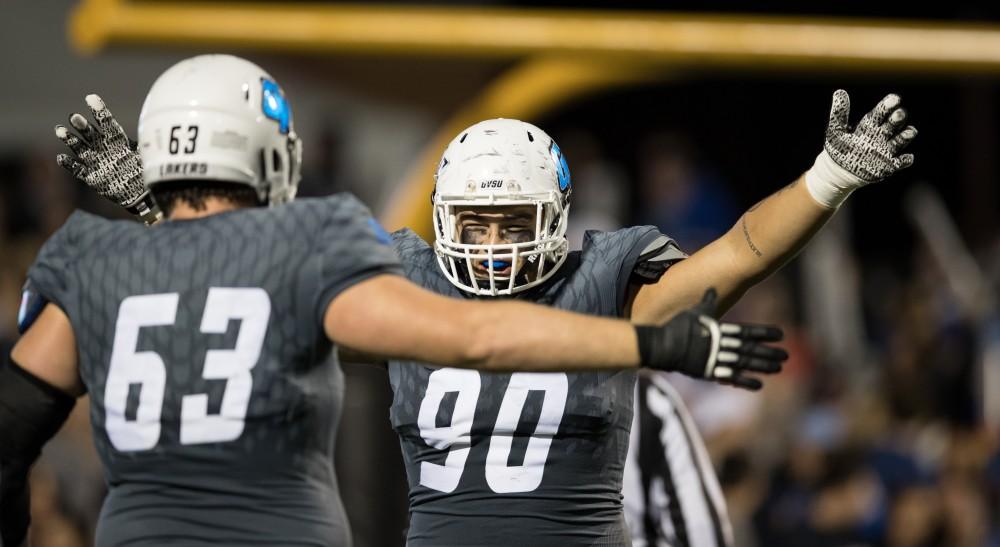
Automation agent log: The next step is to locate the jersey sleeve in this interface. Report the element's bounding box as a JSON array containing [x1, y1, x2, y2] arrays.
[[22, 212, 90, 325], [390, 228, 450, 290], [582, 225, 687, 316], [632, 232, 687, 284], [310, 193, 404, 325]]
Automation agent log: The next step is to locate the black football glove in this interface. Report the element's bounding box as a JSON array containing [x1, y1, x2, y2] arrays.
[[636, 288, 787, 390]]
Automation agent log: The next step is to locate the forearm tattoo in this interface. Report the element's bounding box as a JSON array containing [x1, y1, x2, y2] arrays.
[[742, 215, 762, 258]]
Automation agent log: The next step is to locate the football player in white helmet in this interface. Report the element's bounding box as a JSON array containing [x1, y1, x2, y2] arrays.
[[137, 55, 302, 206], [55, 54, 302, 223], [387, 94, 915, 547], [4, 55, 787, 547], [431, 118, 573, 295]]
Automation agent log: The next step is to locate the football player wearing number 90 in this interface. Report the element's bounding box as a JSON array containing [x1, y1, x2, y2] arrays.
[[0, 55, 788, 547], [386, 98, 916, 547]]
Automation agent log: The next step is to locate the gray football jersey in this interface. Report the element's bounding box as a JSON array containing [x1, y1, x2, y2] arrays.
[[388, 227, 683, 547], [25, 194, 401, 547]]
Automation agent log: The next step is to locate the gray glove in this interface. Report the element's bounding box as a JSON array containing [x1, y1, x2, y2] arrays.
[[825, 89, 916, 180], [805, 90, 918, 208], [55, 94, 162, 225]]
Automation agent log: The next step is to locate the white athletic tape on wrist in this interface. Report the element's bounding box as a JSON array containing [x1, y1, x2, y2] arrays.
[[805, 149, 865, 209]]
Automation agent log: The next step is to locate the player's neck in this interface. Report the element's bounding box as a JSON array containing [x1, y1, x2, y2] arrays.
[[168, 198, 247, 220]]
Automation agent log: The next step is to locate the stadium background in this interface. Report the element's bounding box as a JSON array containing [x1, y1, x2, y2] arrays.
[[2, 0, 1000, 545]]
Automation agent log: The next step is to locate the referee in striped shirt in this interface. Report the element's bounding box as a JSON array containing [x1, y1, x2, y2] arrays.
[[623, 371, 734, 547]]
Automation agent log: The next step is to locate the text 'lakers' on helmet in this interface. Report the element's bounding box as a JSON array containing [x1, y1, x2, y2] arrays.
[[432, 118, 572, 296], [138, 54, 303, 205]]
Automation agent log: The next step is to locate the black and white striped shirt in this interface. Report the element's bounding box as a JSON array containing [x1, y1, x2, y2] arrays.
[[623, 372, 734, 547]]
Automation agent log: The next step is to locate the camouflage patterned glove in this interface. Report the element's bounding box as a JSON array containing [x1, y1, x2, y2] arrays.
[[805, 90, 918, 208], [55, 94, 162, 225]]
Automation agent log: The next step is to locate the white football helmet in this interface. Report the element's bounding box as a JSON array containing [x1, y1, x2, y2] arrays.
[[433, 118, 572, 296], [138, 54, 302, 205]]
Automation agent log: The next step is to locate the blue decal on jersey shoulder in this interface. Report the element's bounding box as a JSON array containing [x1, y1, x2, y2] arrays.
[[261, 79, 291, 135], [368, 217, 391, 245], [17, 287, 47, 334], [550, 141, 571, 192]]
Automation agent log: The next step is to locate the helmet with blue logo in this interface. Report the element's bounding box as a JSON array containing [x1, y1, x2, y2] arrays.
[[138, 54, 302, 205], [432, 118, 572, 296]]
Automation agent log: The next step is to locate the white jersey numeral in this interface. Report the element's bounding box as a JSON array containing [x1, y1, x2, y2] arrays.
[[485, 372, 568, 493], [104, 289, 271, 452], [105, 293, 177, 451], [418, 371, 569, 494], [181, 288, 270, 445], [417, 368, 481, 493]]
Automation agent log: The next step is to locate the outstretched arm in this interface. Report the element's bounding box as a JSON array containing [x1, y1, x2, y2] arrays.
[[631, 90, 917, 323], [632, 174, 832, 321], [325, 276, 786, 390], [326, 274, 641, 372], [51, 95, 787, 389]]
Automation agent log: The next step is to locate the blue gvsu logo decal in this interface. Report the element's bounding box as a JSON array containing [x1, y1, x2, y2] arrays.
[[261, 79, 291, 134], [549, 141, 571, 192]]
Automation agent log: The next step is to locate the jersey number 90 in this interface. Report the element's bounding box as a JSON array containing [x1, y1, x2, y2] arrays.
[[418, 369, 568, 494]]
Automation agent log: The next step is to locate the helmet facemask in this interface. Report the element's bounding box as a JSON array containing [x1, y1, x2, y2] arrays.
[[431, 118, 573, 297], [433, 195, 570, 296]]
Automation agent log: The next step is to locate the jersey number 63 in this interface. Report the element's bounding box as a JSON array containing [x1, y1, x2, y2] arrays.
[[104, 288, 270, 452]]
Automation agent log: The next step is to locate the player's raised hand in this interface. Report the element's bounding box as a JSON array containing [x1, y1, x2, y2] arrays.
[[805, 90, 918, 208], [635, 289, 787, 391], [55, 94, 162, 224]]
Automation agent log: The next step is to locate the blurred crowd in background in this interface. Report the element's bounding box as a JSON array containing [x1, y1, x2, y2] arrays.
[[565, 118, 1000, 547], [3, 101, 999, 546]]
